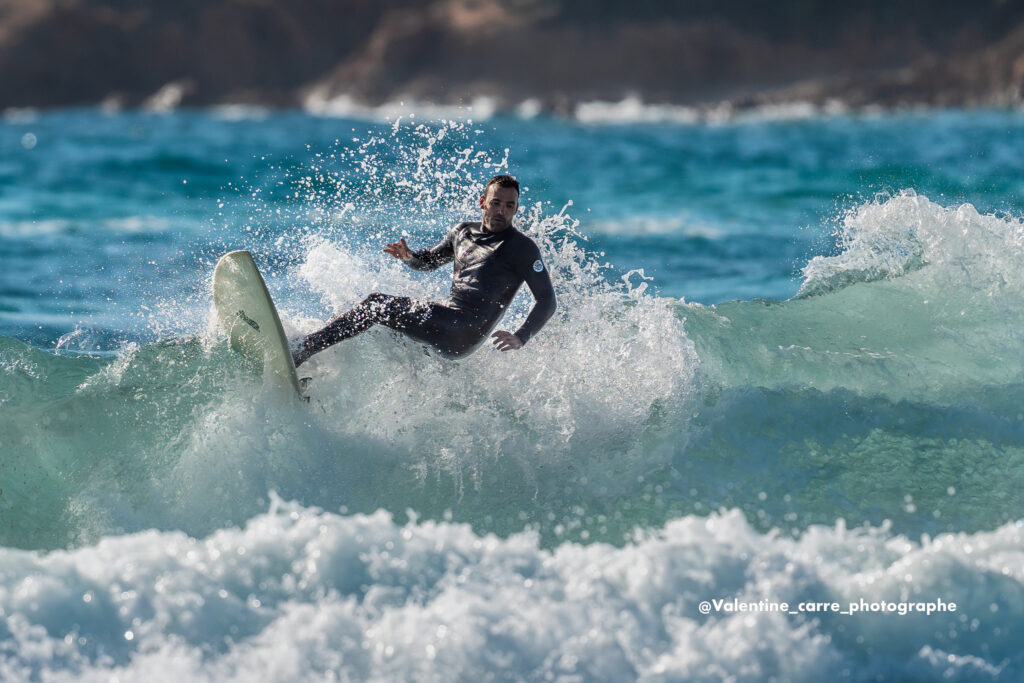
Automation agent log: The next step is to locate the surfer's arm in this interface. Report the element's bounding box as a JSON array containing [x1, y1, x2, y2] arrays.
[[403, 226, 457, 271], [511, 248, 557, 345]]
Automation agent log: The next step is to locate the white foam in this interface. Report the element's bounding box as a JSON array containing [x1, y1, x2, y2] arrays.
[[2, 107, 38, 124], [515, 98, 543, 119], [143, 81, 192, 113], [576, 96, 701, 125], [211, 105, 272, 122], [135, 213, 695, 542], [280, 200, 697, 488], [303, 90, 498, 122], [799, 191, 1024, 298], [0, 501, 1019, 681], [231, 117, 696, 482], [574, 96, 850, 126]]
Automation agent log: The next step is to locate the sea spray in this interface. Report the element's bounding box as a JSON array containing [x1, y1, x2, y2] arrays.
[[2, 119, 699, 551]]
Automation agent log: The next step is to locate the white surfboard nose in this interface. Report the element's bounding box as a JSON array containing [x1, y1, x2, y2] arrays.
[[213, 250, 307, 400]]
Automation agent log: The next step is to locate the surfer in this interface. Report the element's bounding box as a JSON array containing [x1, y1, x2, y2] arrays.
[[292, 175, 556, 366]]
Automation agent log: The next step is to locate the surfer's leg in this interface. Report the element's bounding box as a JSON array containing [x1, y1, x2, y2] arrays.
[[293, 293, 418, 366], [386, 304, 489, 359]]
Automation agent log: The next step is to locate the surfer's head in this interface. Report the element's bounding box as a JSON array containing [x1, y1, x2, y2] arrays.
[[479, 175, 520, 233]]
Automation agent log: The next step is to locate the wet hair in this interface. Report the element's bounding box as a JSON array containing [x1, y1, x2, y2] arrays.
[[484, 174, 520, 196]]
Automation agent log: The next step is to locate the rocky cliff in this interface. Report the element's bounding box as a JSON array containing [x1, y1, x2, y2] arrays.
[[1, 0, 1022, 113]]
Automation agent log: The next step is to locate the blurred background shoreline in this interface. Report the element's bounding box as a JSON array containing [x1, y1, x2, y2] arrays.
[[3, 0, 1024, 118]]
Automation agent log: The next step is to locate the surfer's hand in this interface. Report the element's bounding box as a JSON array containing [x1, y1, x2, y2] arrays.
[[383, 238, 412, 260], [491, 331, 523, 351]]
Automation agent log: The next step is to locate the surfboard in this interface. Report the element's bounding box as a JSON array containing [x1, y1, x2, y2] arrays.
[[213, 250, 306, 399]]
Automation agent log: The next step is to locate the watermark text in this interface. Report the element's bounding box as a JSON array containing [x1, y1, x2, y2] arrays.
[[697, 598, 957, 616]]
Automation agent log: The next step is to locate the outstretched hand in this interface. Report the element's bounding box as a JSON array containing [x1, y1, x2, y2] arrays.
[[491, 331, 523, 351], [383, 237, 412, 260]]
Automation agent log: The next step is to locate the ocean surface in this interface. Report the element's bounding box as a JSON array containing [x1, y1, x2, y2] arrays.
[[2, 104, 1024, 681]]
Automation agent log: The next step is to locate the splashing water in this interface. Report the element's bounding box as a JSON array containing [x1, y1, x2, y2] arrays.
[[4, 109, 1024, 681]]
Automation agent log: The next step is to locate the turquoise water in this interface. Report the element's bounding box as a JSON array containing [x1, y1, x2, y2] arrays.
[[2, 107, 1024, 680]]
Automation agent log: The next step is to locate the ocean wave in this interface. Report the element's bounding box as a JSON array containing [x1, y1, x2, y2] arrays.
[[302, 91, 499, 122], [0, 499, 1019, 682], [7, 189, 1024, 549], [299, 92, 857, 125], [669, 193, 1024, 402], [6, 311, 1024, 554], [799, 191, 1024, 298], [1, 121, 698, 549], [0, 199, 698, 549], [574, 96, 850, 126]]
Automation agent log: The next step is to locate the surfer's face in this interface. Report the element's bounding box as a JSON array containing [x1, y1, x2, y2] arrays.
[[479, 185, 519, 232]]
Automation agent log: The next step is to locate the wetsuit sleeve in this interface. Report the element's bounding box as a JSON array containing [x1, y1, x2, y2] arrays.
[[512, 243, 557, 345], [405, 226, 457, 271]]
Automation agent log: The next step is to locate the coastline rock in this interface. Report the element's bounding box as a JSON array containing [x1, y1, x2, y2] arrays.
[[1, 0, 1023, 114]]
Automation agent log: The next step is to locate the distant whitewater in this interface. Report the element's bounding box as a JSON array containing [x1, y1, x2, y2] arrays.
[[2, 108, 1024, 681], [301, 92, 854, 126]]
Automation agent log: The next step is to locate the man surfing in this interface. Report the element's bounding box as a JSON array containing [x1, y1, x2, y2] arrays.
[[292, 175, 556, 366]]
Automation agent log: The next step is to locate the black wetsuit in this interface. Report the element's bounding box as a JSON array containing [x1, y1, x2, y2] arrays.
[[294, 222, 556, 364]]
